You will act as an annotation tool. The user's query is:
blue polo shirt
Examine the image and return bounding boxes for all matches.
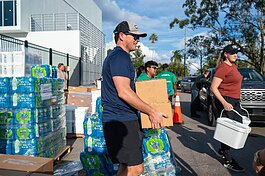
[101,46,138,122]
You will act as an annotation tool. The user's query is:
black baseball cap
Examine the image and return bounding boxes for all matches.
[223,44,240,54]
[113,21,147,37]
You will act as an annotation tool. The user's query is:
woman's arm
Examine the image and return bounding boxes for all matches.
[210,76,233,111]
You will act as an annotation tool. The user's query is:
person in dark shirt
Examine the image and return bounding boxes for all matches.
[136,65,145,78]
[101,21,167,176]
[190,70,210,118]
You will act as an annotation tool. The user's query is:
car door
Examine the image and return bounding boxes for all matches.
[199,69,213,107]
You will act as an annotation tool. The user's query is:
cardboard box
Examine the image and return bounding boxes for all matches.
[0,154,53,175]
[68,86,97,92]
[135,79,168,103]
[66,92,92,107]
[66,90,101,113]
[140,102,173,128]
[135,79,173,128]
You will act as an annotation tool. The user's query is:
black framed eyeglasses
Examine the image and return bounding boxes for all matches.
[124,33,140,40]
[150,66,158,70]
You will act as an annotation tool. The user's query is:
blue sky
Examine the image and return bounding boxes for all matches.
[94,0,207,73]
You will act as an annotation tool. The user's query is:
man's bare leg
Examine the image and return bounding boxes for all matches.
[117,163,144,176]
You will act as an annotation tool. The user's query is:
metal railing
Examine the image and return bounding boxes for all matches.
[30,12,105,85]
[0,34,102,86]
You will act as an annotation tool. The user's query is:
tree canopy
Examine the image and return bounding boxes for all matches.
[149,33,158,44]
[170,0,265,74]
[130,45,145,71]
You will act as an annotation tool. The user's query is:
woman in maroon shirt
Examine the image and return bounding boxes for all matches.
[211,44,244,172]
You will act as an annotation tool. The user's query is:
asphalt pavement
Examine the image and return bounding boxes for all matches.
[60,92,265,176]
[168,92,265,176]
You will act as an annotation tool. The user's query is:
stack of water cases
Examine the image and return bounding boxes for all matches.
[0,64,67,158]
[80,97,118,175]
[141,128,181,176]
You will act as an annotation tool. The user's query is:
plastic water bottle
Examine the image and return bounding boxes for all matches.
[86,118,92,136]
[13,93,18,107]
[87,136,93,152]
[14,139,20,153]
[12,77,17,91]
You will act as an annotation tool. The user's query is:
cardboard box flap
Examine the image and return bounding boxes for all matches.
[0,154,53,173]
[68,86,97,92]
[140,102,173,128]
[135,79,168,103]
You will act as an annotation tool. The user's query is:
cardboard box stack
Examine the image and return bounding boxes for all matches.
[0,65,67,158]
[135,79,173,128]
[66,86,101,135]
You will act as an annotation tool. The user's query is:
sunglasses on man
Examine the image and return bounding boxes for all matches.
[150,66,158,70]
[124,33,140,40]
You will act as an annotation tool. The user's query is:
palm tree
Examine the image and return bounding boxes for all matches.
[149,33,158,59]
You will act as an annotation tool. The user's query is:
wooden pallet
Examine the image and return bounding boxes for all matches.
[66,133,85,138]
[54,145,71,161]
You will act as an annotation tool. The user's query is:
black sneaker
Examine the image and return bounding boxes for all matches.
[224,159,245,172]
[217,149,225,159]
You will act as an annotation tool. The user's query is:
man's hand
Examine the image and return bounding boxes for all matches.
[148,109,168,129]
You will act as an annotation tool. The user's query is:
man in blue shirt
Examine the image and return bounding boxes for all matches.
[101,21,167,176]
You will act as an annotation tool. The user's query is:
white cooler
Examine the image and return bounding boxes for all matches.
[213,109,251,149]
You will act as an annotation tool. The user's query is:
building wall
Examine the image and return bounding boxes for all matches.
[64,0,102,30]
[0,0,103,86]
[25,30,80,57]
[0,0,102,33]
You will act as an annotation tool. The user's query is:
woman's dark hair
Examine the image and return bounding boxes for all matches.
[58,63,64,68]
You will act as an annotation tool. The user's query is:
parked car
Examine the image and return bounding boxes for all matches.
[196,67,265,126]
[180,76,197,92]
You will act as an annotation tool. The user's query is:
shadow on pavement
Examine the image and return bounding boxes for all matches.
[170,120,265,175]
[173,152,198,176]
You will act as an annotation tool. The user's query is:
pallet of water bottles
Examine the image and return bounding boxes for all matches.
[0,105,67,157]
[0,77,65,108]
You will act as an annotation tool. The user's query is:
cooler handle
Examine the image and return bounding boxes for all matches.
[219,108,249,119]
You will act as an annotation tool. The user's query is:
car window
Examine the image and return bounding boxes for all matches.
[239,69,264,82]
[191,77,196,82]
[183,77,188,81]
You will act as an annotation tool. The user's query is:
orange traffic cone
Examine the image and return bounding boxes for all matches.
[173,92,183,124]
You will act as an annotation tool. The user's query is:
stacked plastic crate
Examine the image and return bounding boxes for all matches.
[0,51,42,77]
[0,64,67,158]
